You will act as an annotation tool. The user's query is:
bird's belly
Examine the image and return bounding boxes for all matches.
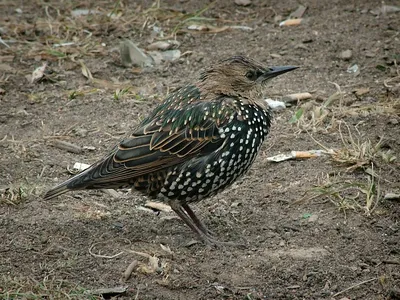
[157,125,268,204]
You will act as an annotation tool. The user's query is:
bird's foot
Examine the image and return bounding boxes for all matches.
[196,233,247,248]
[170,201,246,248]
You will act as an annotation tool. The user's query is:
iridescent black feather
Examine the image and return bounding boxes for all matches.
[44,56,297,244]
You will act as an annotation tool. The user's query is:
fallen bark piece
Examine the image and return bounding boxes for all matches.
[145,201,172,212]
[52,140,82,154]
[282,92,312,103]
[280,18,303,27]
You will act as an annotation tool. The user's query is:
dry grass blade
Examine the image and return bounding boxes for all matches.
[332,278,376,297]
[331,122,393,171]
[300,171,381,214]
[0,184,32,206]
[171,1,216,34]
[89,242,124,259]
[0,276,102,299]
[80,60,93,80]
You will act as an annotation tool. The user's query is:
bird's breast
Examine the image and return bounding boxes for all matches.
[157,103,271,204]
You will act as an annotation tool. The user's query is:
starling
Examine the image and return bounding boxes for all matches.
[44,56,297,244]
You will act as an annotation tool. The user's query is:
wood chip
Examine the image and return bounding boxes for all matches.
[279,19,303,27]
[145,201,172,212]
[384,193,400,201]
[352,87,369,96]
[282,92,312,103]
[52,140,82,154]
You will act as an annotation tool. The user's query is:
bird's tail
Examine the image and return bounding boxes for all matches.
[43,181,71,200]
[43,167,93,200]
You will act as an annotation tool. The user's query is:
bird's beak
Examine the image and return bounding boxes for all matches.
[256,66,298,83]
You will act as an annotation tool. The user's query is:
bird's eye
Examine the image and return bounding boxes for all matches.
[246,70,258,81]
[246,70,264,81]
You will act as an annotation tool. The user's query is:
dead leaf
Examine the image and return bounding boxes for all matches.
[80,60,93,80]
[137,264,155,274]
[148,256,159,270]
[353,87,370,96]
[160,244,173,254]
[31,63,47,83]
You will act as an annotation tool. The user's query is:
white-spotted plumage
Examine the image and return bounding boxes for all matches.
[43,55,297,244]
[158,98,271,203]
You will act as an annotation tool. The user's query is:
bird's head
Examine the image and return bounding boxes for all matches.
[199,56,298,96]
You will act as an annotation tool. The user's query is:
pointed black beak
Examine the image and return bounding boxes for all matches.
[257,66,298,83]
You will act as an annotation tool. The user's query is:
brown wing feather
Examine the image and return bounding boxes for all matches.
[44,96,238,198]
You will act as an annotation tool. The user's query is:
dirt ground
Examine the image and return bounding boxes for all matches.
[0,0,399,299]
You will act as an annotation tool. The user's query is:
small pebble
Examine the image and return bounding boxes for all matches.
[234,0,251,6]
[340,49,353,61]
[365,51,376,58]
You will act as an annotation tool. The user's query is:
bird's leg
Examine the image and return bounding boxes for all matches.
[169,200,212,244]
[181,203,215,237]
[169,201,245,247]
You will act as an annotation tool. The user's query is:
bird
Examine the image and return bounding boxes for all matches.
[44,56,297,245]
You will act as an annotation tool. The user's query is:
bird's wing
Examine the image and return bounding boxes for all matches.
[66,92,238,189]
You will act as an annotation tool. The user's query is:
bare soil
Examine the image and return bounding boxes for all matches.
[0,0,399,299]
